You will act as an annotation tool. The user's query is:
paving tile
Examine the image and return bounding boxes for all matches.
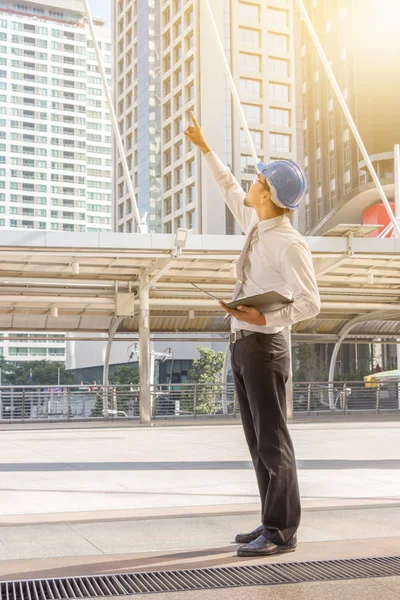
[162,578,400,599]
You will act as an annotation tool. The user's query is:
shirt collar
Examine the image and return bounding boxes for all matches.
[257,214,289,232]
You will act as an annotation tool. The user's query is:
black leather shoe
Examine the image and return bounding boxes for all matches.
[237,533,297,557]
[234,524,264,544]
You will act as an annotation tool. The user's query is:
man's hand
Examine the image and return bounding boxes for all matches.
[219,302,266,327]
[184,112,211,154]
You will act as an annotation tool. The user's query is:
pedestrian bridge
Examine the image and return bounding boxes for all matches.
[1,228,400,342]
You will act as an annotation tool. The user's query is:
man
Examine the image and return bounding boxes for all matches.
[184,113,320,557]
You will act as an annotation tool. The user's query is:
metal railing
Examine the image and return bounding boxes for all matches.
[0,381,398,422]
[293,381,400,415]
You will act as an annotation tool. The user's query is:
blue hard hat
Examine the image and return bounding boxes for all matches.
[257,160,307,210]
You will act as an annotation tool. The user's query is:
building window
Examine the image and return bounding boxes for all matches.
[186,82,194,101]
[174,43,182,63]
[343,141,350,167]
[242,104,261,123]
[175,215,184,230]
[164,149,171,167]
[164,77,171,95]
[240,155,257,174]
[174,92,182,111]
[164,125,171,143]
[185,32,194,52]
[269,108,290,127]
[175,165,183,185]
[270,133,290,152]
[187,158,194,178]
[174,117,183,136]
[174,19,182,38]
[164,101,171,120]
[329,151,335,175]
[187,210,195,230]
[268,33,289,53]
[240,52,261,72]
[164,220,172,233]
[163,7,170,27]
[185,6,194,27]
[163,53,171,71]
[239,27,260,46]
[269,82,290,101]
[185,56,194,78]
[175,190,183,210]
[163,30,171,50]
[268,8,288,28]
[240,129,262,149]
[187,184,195,204]
[164,172,172,191]
[174,67,182,86]
[240,78,261,96]
[358,170,367,186]
[239,2,260,21]
[164,197,172,215]
[174,141,182,160]
[268,58,289,76]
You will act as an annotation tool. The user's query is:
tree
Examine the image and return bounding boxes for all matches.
[110,363,139,385]
[90,363,139,417]
[0,359,74,386]
[293,345,327,382]
[188,347,225,414]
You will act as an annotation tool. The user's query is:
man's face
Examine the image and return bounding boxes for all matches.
[244,173,270,208]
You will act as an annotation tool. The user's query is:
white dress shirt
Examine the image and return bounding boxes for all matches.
[204,151,321,334]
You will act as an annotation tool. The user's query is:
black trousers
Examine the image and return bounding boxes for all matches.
[230,331,301,545]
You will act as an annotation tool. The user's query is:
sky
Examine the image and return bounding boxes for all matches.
[89,0,111,24]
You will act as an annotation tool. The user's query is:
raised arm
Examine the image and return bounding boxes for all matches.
[184,112,253,232]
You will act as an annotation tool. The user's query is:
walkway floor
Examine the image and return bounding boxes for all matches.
[0,420,398,598]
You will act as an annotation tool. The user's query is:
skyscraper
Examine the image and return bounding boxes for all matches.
[0,0,112,236]
[0,0,112,365]
[114,0,299,235]
[298,0,400,235]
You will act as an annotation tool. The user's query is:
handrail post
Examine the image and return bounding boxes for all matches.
[376,382,381,414]
[151,385,156,419]
[233,390,237,418]
[112,386,117,416]
[343,382,347,414]
[22,389,25,419]
[65,387,71,418]
[193,384,197,419]
[307,383,311,415]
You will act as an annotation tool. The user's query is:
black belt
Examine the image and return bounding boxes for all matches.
[229,329,257,344]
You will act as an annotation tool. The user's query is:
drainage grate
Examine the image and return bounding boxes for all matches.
[2,555,400,599]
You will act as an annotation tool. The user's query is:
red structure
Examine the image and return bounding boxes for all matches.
[362,201,397,237]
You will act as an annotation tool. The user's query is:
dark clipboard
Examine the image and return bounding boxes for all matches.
[187,281,293,313]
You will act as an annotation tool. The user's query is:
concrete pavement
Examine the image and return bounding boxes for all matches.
[0,420,399,598]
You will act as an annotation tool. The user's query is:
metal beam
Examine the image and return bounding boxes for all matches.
[138,275,151,425]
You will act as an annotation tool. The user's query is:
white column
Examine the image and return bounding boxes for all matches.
[221,341,230,415]
[397,345,400,410]
[283,327,293,420]
[139,276,151,425]
[394,145,400,395]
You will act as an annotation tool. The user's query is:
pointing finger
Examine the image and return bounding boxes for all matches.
[190,111,199,128]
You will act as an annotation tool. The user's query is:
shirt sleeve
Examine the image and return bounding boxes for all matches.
[203,151,254,233]
[264,242,321,327]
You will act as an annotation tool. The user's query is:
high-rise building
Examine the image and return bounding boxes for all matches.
[114,0,299,234]
[0,0,113,365]
[298,0,400,235]
[0,0,112,236]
